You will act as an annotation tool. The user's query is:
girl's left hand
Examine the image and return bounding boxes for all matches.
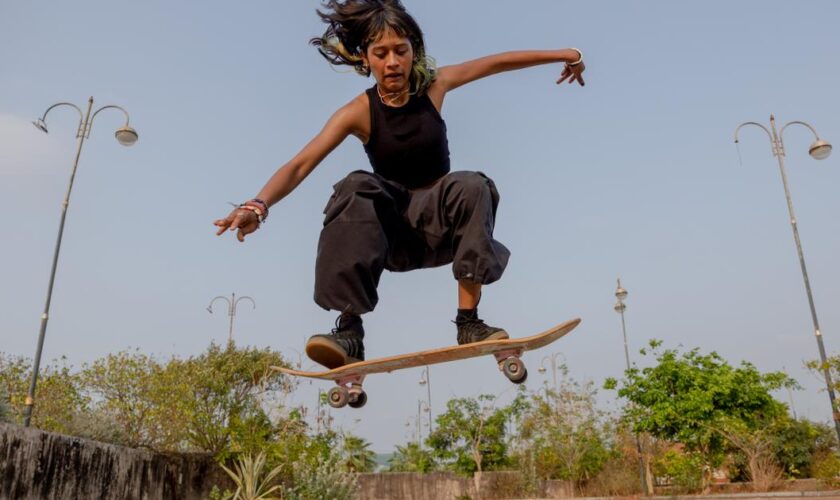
[557,61,585,86]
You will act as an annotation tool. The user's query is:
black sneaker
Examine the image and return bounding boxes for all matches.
[306,313,365,369]
[456,317,509,345]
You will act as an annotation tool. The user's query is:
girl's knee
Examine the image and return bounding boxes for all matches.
[449,171,492,197]
[340,170,381,192]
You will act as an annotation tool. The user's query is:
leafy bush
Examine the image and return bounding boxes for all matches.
[811,451,840,488]
[388,442,436,472]
[217,452,283,500]
[280,455,358,500]
[654,449,704,494]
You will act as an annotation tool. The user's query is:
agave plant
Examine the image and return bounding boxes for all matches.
[219,452,284,500]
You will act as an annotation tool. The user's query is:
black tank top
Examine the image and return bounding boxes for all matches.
[363,85,451,189]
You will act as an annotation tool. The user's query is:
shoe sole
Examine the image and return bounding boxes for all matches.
[305,337,361,369]
[459,329,510,346]
[486,330,509,341]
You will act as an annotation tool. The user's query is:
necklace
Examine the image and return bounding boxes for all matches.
[376,84,414,107]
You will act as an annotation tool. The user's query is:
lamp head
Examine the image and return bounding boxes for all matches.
[115,126,138,146]
[809,139,832,160]
[33,118,48,134]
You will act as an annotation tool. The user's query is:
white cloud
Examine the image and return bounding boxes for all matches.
[0,113,68,176]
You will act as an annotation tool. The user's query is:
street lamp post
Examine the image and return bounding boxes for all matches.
[23,97,138,427]
[419,366,433,433]
[538,352,566,394]
[614,279,631,369]
[734,115,839,442]
[614,279,648,495]
[207,292,256,342]
[405,415,421,445]
[418,400,430,441]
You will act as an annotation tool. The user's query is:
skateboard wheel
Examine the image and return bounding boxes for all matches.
[502,358,528,384]
[328,387,349,408]
[349,391,368,409]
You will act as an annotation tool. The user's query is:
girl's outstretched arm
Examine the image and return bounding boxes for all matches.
[213,96,367,242]
[434,48,585,94]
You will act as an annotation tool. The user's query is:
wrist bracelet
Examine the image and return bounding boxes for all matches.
[568,47,583,66]
[244,199,269,222]
[249,198,268,212]
[238,204,265,224]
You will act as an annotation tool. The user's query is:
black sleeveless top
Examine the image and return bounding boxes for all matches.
[363,85,451,189]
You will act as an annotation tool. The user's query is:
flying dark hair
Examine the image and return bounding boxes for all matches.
[310,0,436,95]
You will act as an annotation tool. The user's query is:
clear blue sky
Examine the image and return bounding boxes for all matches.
[1,1,839,452]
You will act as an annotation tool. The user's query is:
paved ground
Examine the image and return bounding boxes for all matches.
[512,492,840,500]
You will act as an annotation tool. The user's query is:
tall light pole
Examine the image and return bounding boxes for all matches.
[734,115,838,443]
[207,292,256,342]
[24,98,138,427]
[419,366,433,433]
[614,278,648,495]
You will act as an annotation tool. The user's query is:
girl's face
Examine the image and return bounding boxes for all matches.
[364,29,414,94]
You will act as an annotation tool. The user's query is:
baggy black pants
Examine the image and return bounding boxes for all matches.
[314,170,510,315]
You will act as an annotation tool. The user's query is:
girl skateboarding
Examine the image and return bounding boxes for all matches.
[214,0,586,369]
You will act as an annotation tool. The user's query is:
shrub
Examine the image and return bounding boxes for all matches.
[811,451,840,488]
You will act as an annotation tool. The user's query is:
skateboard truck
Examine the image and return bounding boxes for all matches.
[493,349,528,384]
[327,374,367,409]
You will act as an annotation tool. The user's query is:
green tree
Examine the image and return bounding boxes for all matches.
[0,353,86,432]
[516,375,611,488]
[605,340,795,489]
[388,442,437,472]
[427,393,526,475]
[340,433,378,472]
[80,349,174,448]
[177,342,289,456]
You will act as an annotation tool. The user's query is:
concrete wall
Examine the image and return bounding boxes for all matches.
[356,471,574,500]
[4,422,577,500]
[0,422,229,500]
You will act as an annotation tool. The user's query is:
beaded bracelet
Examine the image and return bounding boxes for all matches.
[244,199,268,220]
[238,204,265,224]
[248,198,268,213]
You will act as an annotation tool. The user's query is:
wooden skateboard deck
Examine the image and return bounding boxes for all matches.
[272,318,580,409]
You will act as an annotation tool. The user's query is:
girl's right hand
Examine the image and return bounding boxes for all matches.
[214,208,260,242]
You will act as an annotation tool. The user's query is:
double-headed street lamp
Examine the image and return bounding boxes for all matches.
[734,115,838,442]
[24,97,138,427]
[207,292,256,343]
[614,279,648,495]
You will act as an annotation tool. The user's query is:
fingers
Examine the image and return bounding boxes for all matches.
[556,69,572,84]
[214,218,231,236]
[573,63,586,86]
[213,208,259,240]
[557,64,586,87]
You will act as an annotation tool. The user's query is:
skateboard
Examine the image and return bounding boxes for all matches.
[272,318,580,409]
